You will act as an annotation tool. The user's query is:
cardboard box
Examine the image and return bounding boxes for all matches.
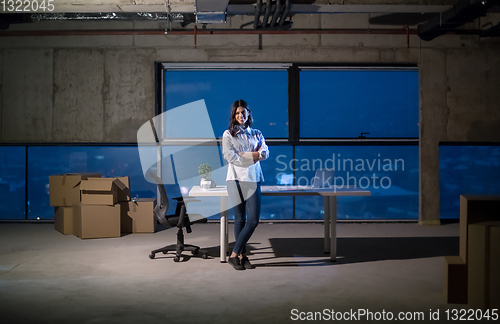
[54,206,74,235]
[491,226,500,309]
[119,201,131,233]
[49,173,101,207]
[447,195,500,304]
[443,256,468,304]
[80,178,127,206]
[468,222,500,310]
[116,176,130,202]
[73,202,121,239]
[122,198,157,233]
[459,195,500,262]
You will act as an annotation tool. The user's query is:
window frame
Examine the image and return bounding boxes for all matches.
[296,64,419,142]
[155,62,420,220]
[157,62,419,146]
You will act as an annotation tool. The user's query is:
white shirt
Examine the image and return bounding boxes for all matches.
[222,126,269,182]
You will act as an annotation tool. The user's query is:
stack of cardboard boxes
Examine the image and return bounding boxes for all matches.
[443,195,500,307]
[468,221,500,310]
[50,173,156,239]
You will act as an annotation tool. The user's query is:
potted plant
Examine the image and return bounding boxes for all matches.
[198,163,216,189]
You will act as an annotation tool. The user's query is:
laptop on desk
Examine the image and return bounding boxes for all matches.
[311,169,335,188]
[275,169,335,190]
[277,173,294,185]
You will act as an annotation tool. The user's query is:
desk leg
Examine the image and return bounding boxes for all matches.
[329,196,337,262]
[323,196,330,254]
[220,196,228,263]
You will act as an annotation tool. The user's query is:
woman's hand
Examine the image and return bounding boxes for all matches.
[238,152,259,164]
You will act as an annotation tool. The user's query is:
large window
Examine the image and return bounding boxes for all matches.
[300,69,419,138]
[439,144,500,219]
[28,146,156,220]
[293,145,418,220]
[158,64,419,221]
[164,66,289,139]
[0,146,26,220]
[0,145,156,221]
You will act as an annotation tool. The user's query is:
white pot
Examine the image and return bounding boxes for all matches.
[200,178,211,190]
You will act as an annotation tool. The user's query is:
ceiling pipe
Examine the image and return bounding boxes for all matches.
[0,28,422,37]
[253,0,263,29]
[3,27,490,43]
[194,24,197,46]
[253,0,291,29]
[270,0,283,28]
[279,0,292,27]
[261,0,273,28]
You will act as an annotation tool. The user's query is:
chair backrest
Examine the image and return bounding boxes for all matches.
[149,173,170,226]
[311,169,335,188]
[148,172,192,230]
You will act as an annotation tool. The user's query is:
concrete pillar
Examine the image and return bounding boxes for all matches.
[419,49,448,225]
[445,49,500,142]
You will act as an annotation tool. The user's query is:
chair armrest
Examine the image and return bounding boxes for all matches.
[183,199,201,205]
[172,196,196,200]
[192,218,208,224]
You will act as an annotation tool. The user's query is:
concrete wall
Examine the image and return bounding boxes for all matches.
[1,15,499,223]
[418,46,500,224]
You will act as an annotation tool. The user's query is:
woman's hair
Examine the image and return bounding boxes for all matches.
[228,99,253,137]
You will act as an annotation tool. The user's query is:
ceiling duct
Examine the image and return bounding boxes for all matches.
[417,0,500,41]
[29,12,182,21]
[195,0,229,24]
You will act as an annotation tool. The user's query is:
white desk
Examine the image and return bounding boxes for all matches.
[188,185,371,262]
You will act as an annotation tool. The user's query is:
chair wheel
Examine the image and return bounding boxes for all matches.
[192,249,199,255]
[149,253,155,259]
[173,256,180,262]
[202,253,208,259]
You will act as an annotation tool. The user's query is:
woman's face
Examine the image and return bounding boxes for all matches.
[235,106,249,125]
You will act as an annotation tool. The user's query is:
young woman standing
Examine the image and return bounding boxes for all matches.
[222,99,269,270]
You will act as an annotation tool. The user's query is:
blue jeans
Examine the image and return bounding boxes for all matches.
[227,180,261,255]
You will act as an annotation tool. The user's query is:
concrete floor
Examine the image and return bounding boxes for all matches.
[0,222,471,324]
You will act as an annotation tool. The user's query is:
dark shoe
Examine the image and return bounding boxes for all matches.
[241,256,255,269]
[228,257,245,270]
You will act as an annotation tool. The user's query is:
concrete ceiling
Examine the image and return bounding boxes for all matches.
[2,0,498,38]
[1,0,458,14]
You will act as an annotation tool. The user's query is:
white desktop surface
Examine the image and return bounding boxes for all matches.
[189,185,371,262]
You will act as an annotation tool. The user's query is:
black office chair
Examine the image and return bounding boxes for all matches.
[148,173,208,262]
